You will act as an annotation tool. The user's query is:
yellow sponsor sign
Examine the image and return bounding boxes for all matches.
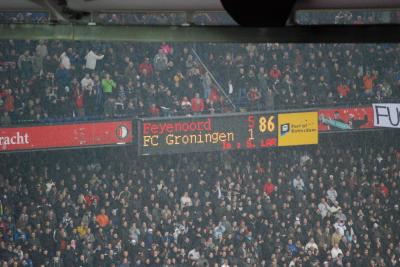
[278,112,318,146]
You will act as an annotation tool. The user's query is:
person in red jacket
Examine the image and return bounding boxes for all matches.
[379,182,389,198]
[139,57,153,78]
[74,88,85,117]
[0,89,14,112]
[363,70,377,95]
[209,87,219,102]
[263,178,275,197]
[148,103,160,117]
[84,191,100,209]
[191,93,205,115]
[269,64,281,81]
[337,81,350,99]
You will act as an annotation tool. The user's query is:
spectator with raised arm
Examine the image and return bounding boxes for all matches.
[85,49,104,71]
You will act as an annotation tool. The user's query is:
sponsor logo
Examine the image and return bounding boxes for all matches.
[115,125,128,139]
[280,123,290,136]
[278,112,318,146]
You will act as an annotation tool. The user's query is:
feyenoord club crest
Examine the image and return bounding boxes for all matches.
[115,125,128,140]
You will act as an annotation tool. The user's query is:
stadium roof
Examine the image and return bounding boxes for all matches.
[0,0,399,24]
[1,0,398,12]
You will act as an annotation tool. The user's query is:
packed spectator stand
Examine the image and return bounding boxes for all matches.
[296,9,400,25]
[1,11,400,267]
[0,40,399,126]
[0,131,399,266]
[95,12,237,26]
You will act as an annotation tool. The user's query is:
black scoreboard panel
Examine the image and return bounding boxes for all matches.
[138,112,278,155]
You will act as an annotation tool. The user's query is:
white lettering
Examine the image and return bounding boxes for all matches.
[0,131,29,146]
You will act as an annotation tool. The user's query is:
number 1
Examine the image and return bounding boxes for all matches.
[248,128,254,140]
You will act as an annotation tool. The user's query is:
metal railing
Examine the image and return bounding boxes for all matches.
[2,97,399,127]
[191,47,237,110]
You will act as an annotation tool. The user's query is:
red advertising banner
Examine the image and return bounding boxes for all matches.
[0,120,132,152]
[318,106,374,132]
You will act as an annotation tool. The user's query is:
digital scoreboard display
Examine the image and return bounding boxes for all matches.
[138,111,318,155]
[138,113,277,155]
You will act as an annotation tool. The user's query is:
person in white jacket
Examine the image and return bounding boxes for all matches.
[188,248,200,261]
[85,50,104,70]
[60,52,71,70]
[180,192,192,208]
[81,74,94,91]
[333,219,347,236]
[326,185,338,205]
[318,197,341,219]
[331,243,343,260]
[305,238,319,253]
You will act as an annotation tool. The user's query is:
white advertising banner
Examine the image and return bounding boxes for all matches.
[373,103,400,128]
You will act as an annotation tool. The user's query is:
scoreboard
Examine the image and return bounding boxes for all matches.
[138,111,318,155]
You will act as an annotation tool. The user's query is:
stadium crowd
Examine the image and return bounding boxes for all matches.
[96,12,236,26]
[0,40,399,125]
[0,11,236,26]
[295,10,400,25]
[0,12,49,24]
[2,10,400,26]
[0,131,399,266]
